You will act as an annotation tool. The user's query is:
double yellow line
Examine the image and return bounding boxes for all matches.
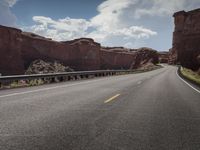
[104,94,120,103]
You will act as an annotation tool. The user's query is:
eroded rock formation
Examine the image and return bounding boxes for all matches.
[0,25,159,75]
[100,47,158,70]
[0,25,100,75]
[130,48,158,69]
[168,48,177,65]
[158,51,169,63]
[172,8,200,70]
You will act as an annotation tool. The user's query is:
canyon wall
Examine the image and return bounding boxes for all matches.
[100,47,136,70]
[158,52,169,63]
[168,48,177,65]
[0,25,159,75]
[172,9,200,70]
[0,25,101,75]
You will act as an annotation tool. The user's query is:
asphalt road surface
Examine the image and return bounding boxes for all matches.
[0,65,200,150]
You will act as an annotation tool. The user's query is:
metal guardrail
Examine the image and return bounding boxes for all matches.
[0,67,158,89]
[0,70,136,86]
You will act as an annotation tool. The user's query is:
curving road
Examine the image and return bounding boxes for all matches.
[0,65,200,150]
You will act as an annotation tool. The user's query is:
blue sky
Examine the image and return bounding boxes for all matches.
[1,0,200,51]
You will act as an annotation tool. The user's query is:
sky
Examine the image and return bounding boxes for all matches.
[1,0,200,51]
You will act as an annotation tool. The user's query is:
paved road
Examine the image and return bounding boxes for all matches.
[0,65,200,150]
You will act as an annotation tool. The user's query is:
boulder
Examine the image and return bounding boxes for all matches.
[25,59,73,74]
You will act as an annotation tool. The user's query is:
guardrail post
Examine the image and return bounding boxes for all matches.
[80,75,84,79]
[85,75,89,78]
[67,76,71,81]
[74,75,77,80]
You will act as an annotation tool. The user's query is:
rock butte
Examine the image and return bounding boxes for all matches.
[0,25,158,75]
[172,8,200,71]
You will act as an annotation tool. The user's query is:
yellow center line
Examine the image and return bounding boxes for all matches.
[104,94,121,103]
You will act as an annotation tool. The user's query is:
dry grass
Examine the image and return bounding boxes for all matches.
[181,67,200,85]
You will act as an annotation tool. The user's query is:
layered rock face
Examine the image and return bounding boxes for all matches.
[130,48,159,69]
[0,25,100,75]
[100,47,158,70]
[0,25,159,75]
[172,9,200,70]
[168,48,177,65]
[158,51,169,63]
[100,47,136,70]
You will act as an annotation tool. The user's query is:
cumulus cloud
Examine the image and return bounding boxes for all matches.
[91,0,134,30]
[26,0,157,46]
[0,0,18,26]
[86,26,157,42]
[124,0,200,19]
[24,0,200,49]
[3,0,18,7]
[26,16,91,41]
[26,15,157,45]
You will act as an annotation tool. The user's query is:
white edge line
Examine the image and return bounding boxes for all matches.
[0,78,105,98]
[176,69,200,94]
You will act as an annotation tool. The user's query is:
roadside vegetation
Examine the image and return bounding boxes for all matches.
[181,67,200,85]
[1,79,44,89]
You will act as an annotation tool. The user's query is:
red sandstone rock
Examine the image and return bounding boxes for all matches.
[130,48,159,69]
[172,9,200,70]
[0,25,100,75]
[0,25,159,75]
[168,48,177,65]
[100,48,136,70]
[158,51,169,63]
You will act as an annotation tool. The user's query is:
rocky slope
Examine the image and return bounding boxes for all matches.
[25,59,73,74]
[100,47,158,70]
[131,48,158,69]
[0,25,159,75]
[172,8,200,70]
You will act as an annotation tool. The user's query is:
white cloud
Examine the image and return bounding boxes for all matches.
[91,0,134,30]
[26,15,157,45]
[26,16,91,41]
[113,26,157,38]
[0,0,18,27]
[3,0,18,7]
[86,26,157,42]
[127,0,200,19]
[24,0,200,49]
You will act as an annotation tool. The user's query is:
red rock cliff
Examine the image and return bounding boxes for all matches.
[130,48,159,69]
[0,25,101,75]
[158,51,169,63]
[100,47,136,70]
[0,25,159,75]
[172,9,200,70]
